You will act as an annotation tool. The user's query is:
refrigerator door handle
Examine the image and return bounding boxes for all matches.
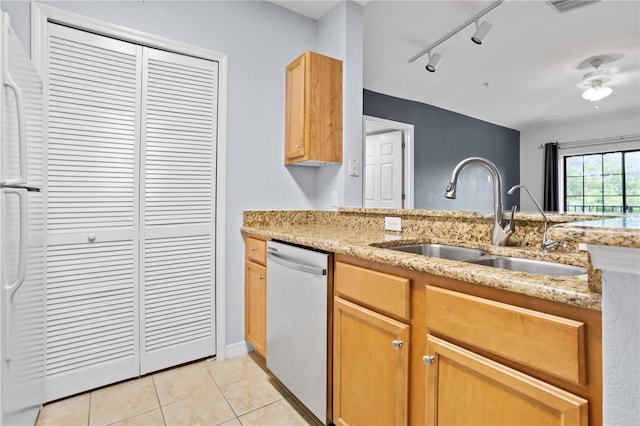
[1,14,28,186]
[2,187,28,361]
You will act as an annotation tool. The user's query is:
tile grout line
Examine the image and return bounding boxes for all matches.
[87,392,91,426]
[204,360,243,425]
[150,375,168,426]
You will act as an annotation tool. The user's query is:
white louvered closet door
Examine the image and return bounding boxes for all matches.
[45,24,141,401]
[140,48,217,374]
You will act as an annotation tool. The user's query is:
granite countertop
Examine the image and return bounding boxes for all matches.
[242,209,607,311]
[549,216,640,248]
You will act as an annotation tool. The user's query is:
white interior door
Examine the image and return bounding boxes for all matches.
[365,131,403,208]
[44,23,141,401]
[43,19,219,401]
[140,47,217,374]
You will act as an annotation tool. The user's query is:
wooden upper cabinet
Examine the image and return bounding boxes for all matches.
[285,50,343,165]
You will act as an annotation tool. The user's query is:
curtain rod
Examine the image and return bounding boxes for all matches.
[538,134,640,150]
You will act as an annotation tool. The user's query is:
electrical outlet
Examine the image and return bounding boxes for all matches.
[385,216,402,231]
[330,190,338,207]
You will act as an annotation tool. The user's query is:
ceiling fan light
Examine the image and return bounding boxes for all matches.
[582,83,613,101]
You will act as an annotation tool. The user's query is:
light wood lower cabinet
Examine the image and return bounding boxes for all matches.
[333,254,601,426]
[333,297,410,426]
[333,261,411,426]
[245,260,266,357]
[244,235,267,357]
[424,285,592,426]
[424,335,588,426]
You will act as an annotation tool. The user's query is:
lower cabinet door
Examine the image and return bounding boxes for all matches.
[245,260,267,357]
[333,297,409,426]
[424,335,588,426]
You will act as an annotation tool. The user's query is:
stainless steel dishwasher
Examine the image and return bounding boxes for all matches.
[266,240,330,424]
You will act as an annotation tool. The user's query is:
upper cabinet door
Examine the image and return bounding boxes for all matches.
[284,50,342,166]
[285,53,306,161]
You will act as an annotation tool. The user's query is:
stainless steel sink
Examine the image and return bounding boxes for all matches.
[464,255,587,276]
[385,243,488,261]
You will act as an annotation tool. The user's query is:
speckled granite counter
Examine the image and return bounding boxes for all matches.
[549,215,640,248]
[242,209,607,311]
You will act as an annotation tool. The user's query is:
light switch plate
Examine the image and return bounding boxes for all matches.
[385,216,401,231]
[349,159,359,177]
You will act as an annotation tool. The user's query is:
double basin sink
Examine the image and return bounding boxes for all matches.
[384,243,586,276]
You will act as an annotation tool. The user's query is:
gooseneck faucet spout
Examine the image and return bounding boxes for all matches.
[445,157,514,246]
[507,184,558,252]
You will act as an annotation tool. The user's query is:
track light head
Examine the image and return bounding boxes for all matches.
[426,52,441,72]
[471,21,492,45]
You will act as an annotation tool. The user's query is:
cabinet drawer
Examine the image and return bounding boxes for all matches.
[335,262,410,321]
[425,286,586,385]
[245,236,266,265]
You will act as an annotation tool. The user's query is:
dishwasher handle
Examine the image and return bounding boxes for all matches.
[267,251,327,276]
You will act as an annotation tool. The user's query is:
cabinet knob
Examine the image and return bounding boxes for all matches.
[296,144,302,150]
[88,233,96,242]
[258,275,265,281]
[250,247,257,252]
[422,355,435,366]
[391,340,403,350]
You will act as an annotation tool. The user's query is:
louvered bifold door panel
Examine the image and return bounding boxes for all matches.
[45,23,140,401]
[140,47,217,374]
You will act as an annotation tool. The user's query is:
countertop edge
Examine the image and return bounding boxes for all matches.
[242,225,602,311]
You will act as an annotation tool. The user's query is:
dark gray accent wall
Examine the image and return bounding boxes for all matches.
[364,89,521,212]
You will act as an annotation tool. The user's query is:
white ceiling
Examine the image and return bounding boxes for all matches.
[270,0,640,131]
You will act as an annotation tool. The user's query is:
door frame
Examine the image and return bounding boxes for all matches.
[363,116,414,209]
[30,2,229,363]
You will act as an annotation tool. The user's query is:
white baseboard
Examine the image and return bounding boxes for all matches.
[223,340,251,360]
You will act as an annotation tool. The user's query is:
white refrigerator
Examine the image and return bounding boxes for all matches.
[0,11,45,426]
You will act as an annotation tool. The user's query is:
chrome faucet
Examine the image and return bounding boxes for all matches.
[445,157,515,246]
[507,184,558,252]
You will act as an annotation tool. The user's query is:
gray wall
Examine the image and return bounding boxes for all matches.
[0,0,363,350]
[364,89,521,212]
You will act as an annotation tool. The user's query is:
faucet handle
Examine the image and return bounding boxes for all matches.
[507,205,517,233]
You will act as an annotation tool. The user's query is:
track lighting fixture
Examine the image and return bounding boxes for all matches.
[425,52,441,73]
[471,21,492,45]
[408,0,503,71]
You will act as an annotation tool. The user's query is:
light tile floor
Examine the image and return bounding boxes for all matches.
[35,353,319,426]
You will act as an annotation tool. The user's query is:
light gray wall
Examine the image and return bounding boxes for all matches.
[519,109,640,212]
[0,0,363,349]
[315,0,364,209]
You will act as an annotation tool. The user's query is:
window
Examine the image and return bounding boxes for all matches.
[564,150,640,213]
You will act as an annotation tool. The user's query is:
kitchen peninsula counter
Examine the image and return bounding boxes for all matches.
[240,208,624,311]
[548,215,640,248]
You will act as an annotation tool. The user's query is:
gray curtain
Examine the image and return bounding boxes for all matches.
[543,142,559,211]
